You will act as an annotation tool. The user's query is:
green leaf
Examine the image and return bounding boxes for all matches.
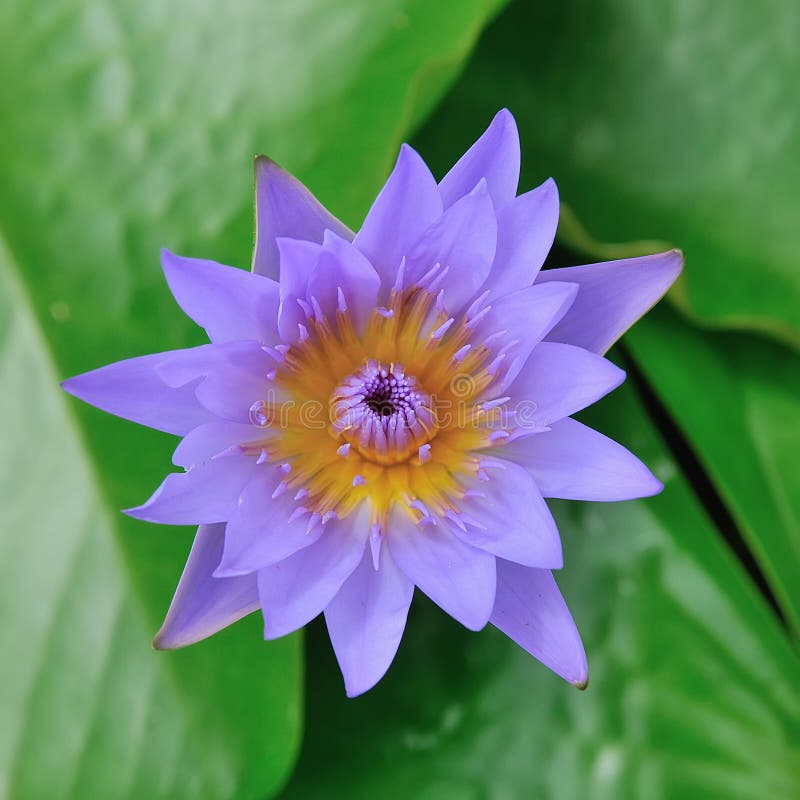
[280,383,800,800]
[0,236,302,799]
[0,0,504,796]
[414,0,800,347]
[627,306,800,636]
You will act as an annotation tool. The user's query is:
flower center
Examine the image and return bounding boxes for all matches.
[257,284,502,525]
[330,360,437,465]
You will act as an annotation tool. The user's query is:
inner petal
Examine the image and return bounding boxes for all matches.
[330,360,438,465]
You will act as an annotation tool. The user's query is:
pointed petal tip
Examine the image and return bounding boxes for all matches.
[392,142,434,181]
[396,141,418,161]
[159,247,182,283]
[628,461,665,499]
[60,375,79,396]
[663,248,685,274]
[461,613,492,633]
[60,371,109,403]
[254,154,309,192]
[645,475,665,497]
[563,280,580,303]
[343,676,379,699]
[646,249,684,290]
[152,625,196,651]
[211,548,260,579]
[572,673,589,691]
[211,564,245,579]
[469,176,491,197]
[570,653,590,689]
[610,364,628,391]
[253,153,278,173]
[536,176,559,201]
[151,629,172,651]
[493,106,518,131]
[159,247,185,276]
[122,505,148,521]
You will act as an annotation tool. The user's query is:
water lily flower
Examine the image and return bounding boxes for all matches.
[62,109,682,697]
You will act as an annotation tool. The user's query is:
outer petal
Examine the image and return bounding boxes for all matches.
[61,351,216,436]
[253,156,352,280]
[439,108,520,210]
[153,523,260,650]
[353,144,443,294]
[506,342,625,430]
[309,231,381,333]
[500,417,663,501]
[474,281,578,391]
[276,237,323,342]
[486,178,559,297]
[536,250,683,354]
[125,455,257,525]
[214,469,324,576]
[155,342,278,423]
[172,420,265,468]
[387,510,496,631]
[452,459,562,568]
[258,509,369,639]
[161,250,280,344]
[405,180,497,313]
[154,341,267,388]
[491,561,588,688]
[324,544,414,698]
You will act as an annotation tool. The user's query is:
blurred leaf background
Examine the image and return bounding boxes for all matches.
[0,0,797,798]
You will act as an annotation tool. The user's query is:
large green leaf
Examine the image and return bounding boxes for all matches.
[0,236,301,799]
[627,307,800,636]
[0,0,504,796]
[415,0,800,346]
[281,384,800,799]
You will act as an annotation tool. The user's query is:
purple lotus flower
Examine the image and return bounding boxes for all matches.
[63,109,681,696]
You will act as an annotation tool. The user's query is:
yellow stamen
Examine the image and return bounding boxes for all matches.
[256,287,500,521]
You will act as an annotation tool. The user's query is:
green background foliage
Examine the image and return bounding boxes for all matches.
[0,0,797,798]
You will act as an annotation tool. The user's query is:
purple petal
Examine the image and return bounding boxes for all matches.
[276,237,323,342]
[500,417,663,501]
[257,510,369,639]
[324,544,413,697]
[536,250,683,354]
[154,342,264,387]
[277,236,322,300]
[452,458,562,568]
[309,231,381,332]
[439,108,520,210]
[406,180,497,313]
[487,178,559,297]
[253,156,352,280]
[491,561,588,687]
[153,523,260,650]
[387,510,496,631]
[155,342,277,423]
[506,342,625,429]
[472,281,578,391]
[214,469,324,576]
[354,144,443,295]
[61,352,216,436]
[172,421,264,467]
[125,455,257,525]
[161,250,280,344]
